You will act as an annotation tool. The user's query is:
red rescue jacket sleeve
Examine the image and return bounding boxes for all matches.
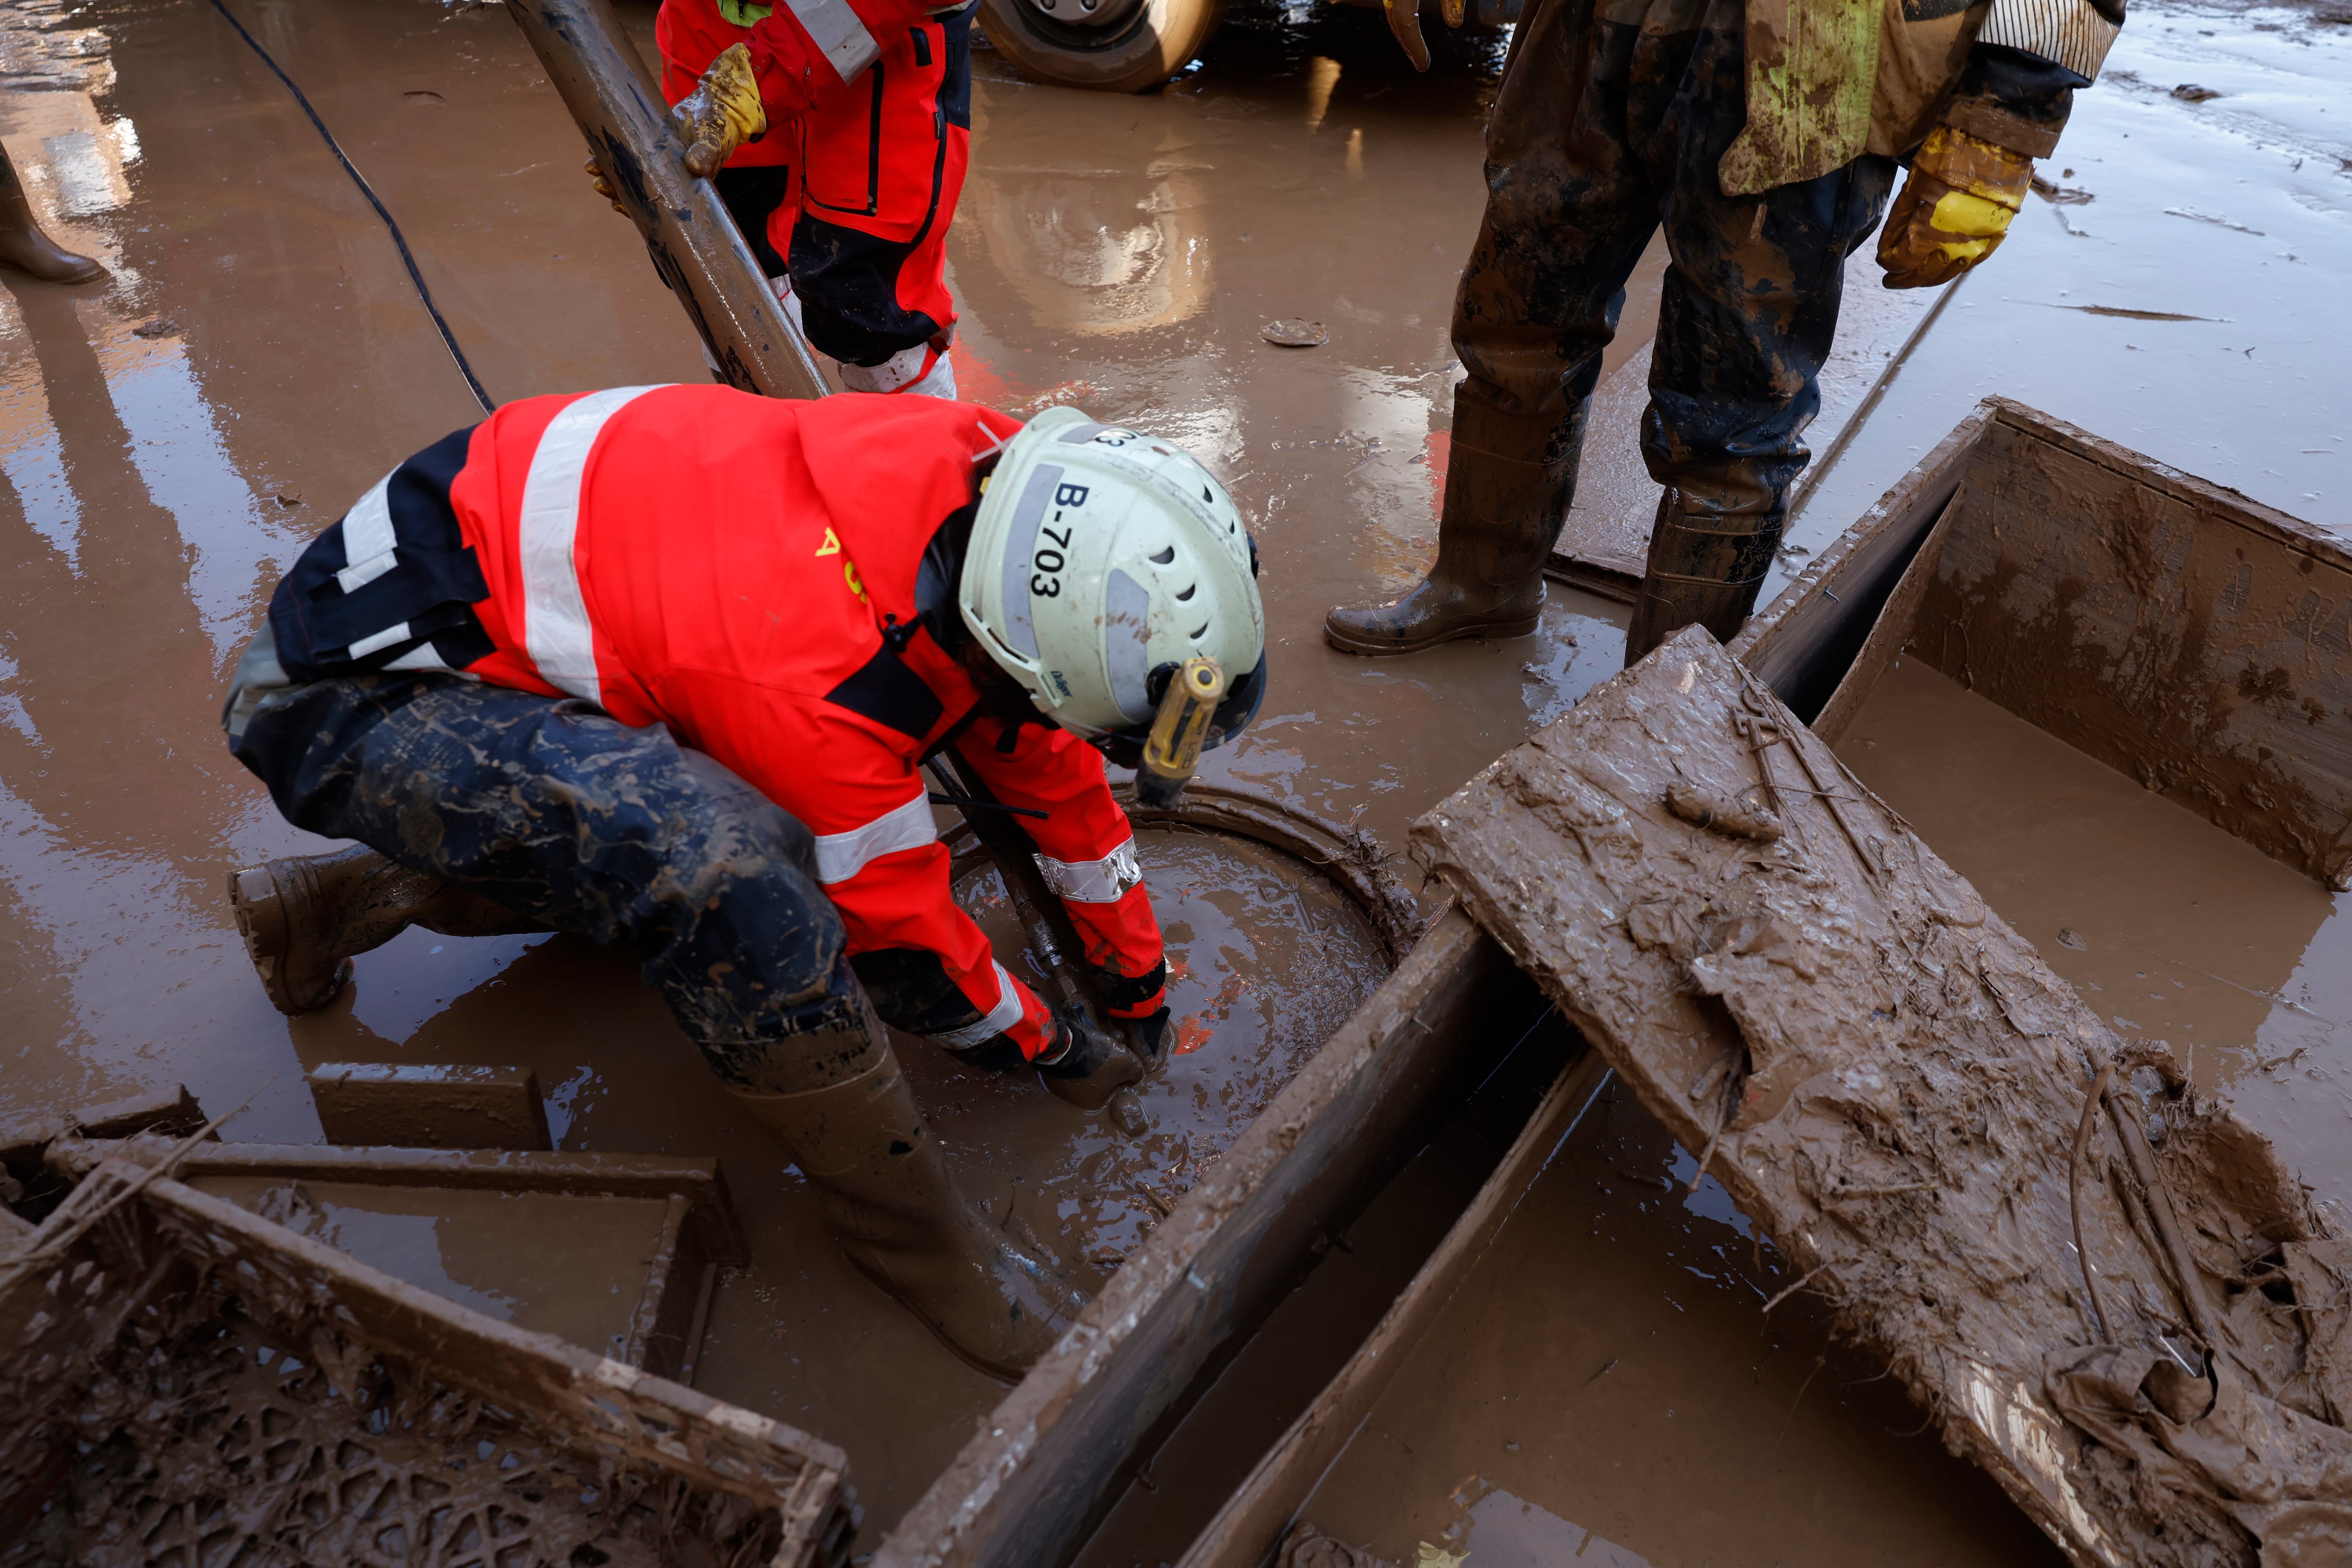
[676,678,1059,1059]
[740,0,949,119]
[951,718,1168,1019]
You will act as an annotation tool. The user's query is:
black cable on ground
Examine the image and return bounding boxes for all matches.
[207,0,496,413]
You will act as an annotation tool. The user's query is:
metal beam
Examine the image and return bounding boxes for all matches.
[503,0,829,400]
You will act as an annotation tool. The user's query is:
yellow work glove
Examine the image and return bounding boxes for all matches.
[1877,125,2033,289]
[671,41,767,181]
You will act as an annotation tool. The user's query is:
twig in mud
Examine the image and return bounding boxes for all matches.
[1776,1348,1830,1448]
[1580,1355,1620,1389]
[1829,1180,1938,1198]
[0,1081,269,1288]
[2071,1062,2118,1344]
[1762,1260,1835,1314]
[1133,1180,1175,1220]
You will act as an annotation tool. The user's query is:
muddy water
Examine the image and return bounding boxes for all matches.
[1284,1084,2064,1568]
[911,828,1394,1273]
[1836,658,2352,1202]
[187,1175,673,1354]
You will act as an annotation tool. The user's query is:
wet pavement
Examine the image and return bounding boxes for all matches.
[0,0,2346,1551]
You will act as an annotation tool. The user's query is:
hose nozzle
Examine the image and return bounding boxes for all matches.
[1136,656,1225,809]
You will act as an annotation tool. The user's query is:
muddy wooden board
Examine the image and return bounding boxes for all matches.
[1408,629,2352,1568]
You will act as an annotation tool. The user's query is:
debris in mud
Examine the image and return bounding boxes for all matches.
[2030,175,2094,205]
[1261,319,1328,348]
[2057,927,2089,950]
[2171,82,2223,101]
[129,317,178,338]
[1413,632,2352,1568]
[1277,1523,1398,1568]
[1,1158,851,1568]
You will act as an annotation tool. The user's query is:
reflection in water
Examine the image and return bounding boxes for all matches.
[962,163,1213,336]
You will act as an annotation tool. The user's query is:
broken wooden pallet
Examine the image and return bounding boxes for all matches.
[1409,628,2352,1568]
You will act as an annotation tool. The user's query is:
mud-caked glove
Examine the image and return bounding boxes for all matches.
[671,41,767,180]
[1036,1005,1146,1111]
[1878,125,2034,289]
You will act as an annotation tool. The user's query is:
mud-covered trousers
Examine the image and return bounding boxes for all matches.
[232,671,881,1096]
[1449,0,1899,626]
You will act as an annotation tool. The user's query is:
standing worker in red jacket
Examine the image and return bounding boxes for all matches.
[220,390,1268,1377]
[636,0,973,397]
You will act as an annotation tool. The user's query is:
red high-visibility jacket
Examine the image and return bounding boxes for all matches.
[445,386,1162,1058]
[712,0,964,122]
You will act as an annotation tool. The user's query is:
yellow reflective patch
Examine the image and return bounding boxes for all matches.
[816,527,842,557]
[1931,189,2015,239]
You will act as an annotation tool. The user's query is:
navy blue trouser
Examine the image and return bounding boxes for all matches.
[232,672,875,1093]
[1451,0,1899,523]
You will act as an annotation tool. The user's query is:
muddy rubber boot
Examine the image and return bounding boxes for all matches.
[729,1036,1084,1381]
[1623,486,1788,667]
[1324,397,1587,656]
[1036,1009,1146,1110]
[228,845,544,1014]
[0,146,103,285]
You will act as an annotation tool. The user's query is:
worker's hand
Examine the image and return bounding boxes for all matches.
[583,156,626,214]
[670,41,767,180]
[1037,1007,1146,1111]
[1877,125,2033,290]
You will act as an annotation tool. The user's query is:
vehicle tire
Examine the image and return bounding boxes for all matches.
[976,0,1225,92]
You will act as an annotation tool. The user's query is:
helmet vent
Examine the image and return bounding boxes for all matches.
[1201,485,1213,503]
[1190,621,1210,640]
[1175,584,1196,601]
[1150,546,1176,565]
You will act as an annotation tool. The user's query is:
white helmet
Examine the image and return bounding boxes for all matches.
[961,407,1266,763]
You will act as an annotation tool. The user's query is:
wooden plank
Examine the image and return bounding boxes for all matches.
[1408,628,2346,1568]
[1805,490,1960,748]
[1907,400,2352,889]
[1176,1046,1614,1568]
[874,908,1548,1568]
[49,1138,747,1265]
[309,1062,553,1151]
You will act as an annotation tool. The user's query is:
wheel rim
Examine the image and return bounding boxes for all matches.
[1004,0,1150,44]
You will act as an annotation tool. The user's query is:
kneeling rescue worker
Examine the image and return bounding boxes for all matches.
[219,388,1268,1378]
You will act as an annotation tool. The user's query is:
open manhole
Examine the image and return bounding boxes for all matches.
[906,784,1418,1276]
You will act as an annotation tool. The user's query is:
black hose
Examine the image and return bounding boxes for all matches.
[207,0,496,414]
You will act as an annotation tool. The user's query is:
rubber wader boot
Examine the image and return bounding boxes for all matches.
[229,845,547,1015]
[727,1035,1083,1381]
[1622,486,1788,667]
[1037,1011,1146,1110]
[1324,397,1588,656]
[0,146,104,285]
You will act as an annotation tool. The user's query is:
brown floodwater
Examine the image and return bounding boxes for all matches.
[1287,1084,2068,1568]
[1836,658,2352,1207]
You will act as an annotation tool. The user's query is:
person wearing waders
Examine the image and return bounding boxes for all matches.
[1324,0,2123,664]
[603,0,972,397]
[217,389,1269,1378]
